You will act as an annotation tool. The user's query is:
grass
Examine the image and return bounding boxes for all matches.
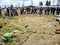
[0,9,60,45]
[0,15,2,18]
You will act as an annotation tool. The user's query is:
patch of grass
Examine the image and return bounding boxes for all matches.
[9,26,15,30]
[21,32,25,34]
[27,29,33,32]
[2,32,17,43]
[2,33,13,43]
[9,26,14,28]
[14,27,21,30]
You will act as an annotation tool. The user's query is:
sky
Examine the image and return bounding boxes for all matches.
[0,0,58,8]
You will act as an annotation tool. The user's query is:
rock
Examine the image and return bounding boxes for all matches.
[25,35,29,39]
[55,31,60,34]
[49,33,54,35]
[56,29,60,31]
[15,39,20,42]
[54,25,57,27]
[43,32,45,34]
[55,29,60,34]
[24,34,29,39]
[25,25,29,28]
[0,25,2,28]
[56,18,60,22]
[33,30,37,33]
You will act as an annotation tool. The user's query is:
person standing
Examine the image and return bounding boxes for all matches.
[39,7,43,16]
[51,7,56,15]
[47,7,51,15]
[0,7,2,17]
[56,7,60,15]
[44,7,47,15]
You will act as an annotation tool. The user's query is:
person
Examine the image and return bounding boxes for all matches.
[51,7,56,15]
[4,7,9,16]
[26,7,30,14]
[11,8,18,16]
[31,7,35,14]
[20,8,23,14]
[24,8,26,14]
[20,7,25,14]
[36,8,39,14]
[35,8,37,14]
[56,7,60,15]
[47,7,51,15]
[44,7,47,15]
[0,7,2,17]
[4,7,10,18]
[39,7,43,16]
[9,5,14,17]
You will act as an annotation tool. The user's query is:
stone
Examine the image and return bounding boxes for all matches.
[54,25,57,27]
[15,39,20,42]
[56,18,60,22]
[56,29,60,31]
[49,33,54,35]
[25,25,29,28]
[0,25,2,28]
[33,30,37,33]
[55,29,60,34]
[55,31,60,34]
[43,32,45,34]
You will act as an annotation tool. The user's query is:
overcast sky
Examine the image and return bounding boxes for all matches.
[0,0,58,7]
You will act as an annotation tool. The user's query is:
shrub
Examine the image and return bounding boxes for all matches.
[2,32,17,43]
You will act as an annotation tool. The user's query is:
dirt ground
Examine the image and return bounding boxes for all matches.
[0,9,60,45]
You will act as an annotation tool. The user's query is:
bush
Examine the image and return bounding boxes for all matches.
[2,33,13,42]
[2,33,17,43]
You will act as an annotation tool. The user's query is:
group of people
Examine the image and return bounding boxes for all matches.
[4,5,18,17]
[0,5,18,18]
[0,6,60,18]
[20,7,60,16]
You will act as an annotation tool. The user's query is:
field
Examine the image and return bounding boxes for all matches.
[0,9,60,45]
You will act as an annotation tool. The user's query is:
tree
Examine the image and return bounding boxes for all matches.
[39,2,43,6]
[46,0,49,6]
[10,5,13,9]
[45,0,51,6]
[49,1,51,6]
